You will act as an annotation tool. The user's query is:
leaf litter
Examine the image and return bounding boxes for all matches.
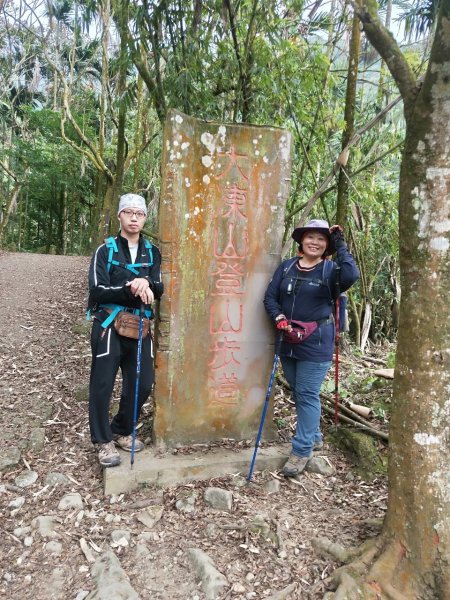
[0,251,388,599]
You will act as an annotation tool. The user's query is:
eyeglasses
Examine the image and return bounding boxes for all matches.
[121,209,146,219]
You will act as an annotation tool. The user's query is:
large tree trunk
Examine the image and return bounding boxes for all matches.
[322,2,450,597]
[0,182,21,244]
[384,16,450,593]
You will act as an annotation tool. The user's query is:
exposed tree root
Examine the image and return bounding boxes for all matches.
[311,534,418,600]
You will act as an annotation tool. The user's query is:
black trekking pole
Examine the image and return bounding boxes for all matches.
[247,331,283,483]
[131,303,145,469]
[334,267,341,427]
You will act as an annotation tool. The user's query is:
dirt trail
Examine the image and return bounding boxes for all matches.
[0,251,386,600]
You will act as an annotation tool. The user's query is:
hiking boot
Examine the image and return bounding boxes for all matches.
[313,440,324,451]
[281,452,312,477]
[96,441,121,468]
[113,434,144,453]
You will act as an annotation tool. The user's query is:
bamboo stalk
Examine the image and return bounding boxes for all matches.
[322,402,389,441]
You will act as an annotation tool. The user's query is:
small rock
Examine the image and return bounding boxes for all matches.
[204,523,220,540]
[24,575,32,584]
[134,543,150,559]
[14,470,38,488]
[44,472,71,488]
[232,475,247,488]
[8,496,25,517]
[0,447,21,473]
[111,529,131,544]
[245,572,255,582]
[29,428,46,452]
[305,457,334,476]
[31,515,59,538]
[232,582,246,593]
[23,536,33,547]
[75,592,90,600]
[14,526,32,538]
[86,550,139,600]
[136,505,163,529]
[45,541,63,555]
[109,494,123,504]
[58,492,84,510]
[204,487,233,511]
[263,479,281,493]
[3,572,13,582]
[0,484,7,494]
[9,497,25,509]
[112,515,121,523]
[175,491,197,513]
[187,548,229,600]
[104,513,114,523]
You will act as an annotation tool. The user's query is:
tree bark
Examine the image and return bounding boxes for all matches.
[335,12,361,229]
[327,2,450,597]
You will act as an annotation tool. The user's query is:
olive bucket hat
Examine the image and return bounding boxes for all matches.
[291,219,335,255]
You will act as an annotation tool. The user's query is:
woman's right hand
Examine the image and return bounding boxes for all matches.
[275,316,292,332]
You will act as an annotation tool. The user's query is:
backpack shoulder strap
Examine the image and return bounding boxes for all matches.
[105,236,118,272]
[144,238,153,267]
[282,257,298,277]
[323,259,338,302]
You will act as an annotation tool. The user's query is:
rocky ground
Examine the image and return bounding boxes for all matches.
[0,251,391,600]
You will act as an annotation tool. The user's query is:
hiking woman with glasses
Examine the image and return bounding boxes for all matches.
[263,220,359,477]
[87,194,163,468]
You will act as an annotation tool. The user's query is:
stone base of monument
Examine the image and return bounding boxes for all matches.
[103,443,290,495]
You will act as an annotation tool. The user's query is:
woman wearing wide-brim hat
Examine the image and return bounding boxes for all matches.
[264,219,359,476]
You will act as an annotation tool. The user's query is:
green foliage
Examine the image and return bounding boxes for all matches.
[0,0,431,345]
[386,351,396,368]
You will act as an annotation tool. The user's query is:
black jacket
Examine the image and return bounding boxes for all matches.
[88,234,163,315]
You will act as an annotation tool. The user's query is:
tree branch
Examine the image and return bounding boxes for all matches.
[282,94,403,256]
[0,160,18,182]
[353,0,418,112]
[44,53,114,180]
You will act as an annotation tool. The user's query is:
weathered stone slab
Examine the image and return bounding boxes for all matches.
[103,444,290,496]
[155,110,292,445]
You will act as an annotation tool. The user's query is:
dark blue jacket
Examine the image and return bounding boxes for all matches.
[263,247,359,361]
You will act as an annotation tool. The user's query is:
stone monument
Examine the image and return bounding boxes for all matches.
[154,110,292,446]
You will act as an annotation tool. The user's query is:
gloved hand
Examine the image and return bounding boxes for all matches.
[275,314,292,331]
[330,225,346,250]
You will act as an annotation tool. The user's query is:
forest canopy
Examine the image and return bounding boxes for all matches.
[0,0,432,346]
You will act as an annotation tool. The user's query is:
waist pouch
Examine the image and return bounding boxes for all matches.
[283,320,318,344]
[114,311,151,340]
[282,315,333,344]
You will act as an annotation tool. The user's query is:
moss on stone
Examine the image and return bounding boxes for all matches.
[330,426,387,480]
